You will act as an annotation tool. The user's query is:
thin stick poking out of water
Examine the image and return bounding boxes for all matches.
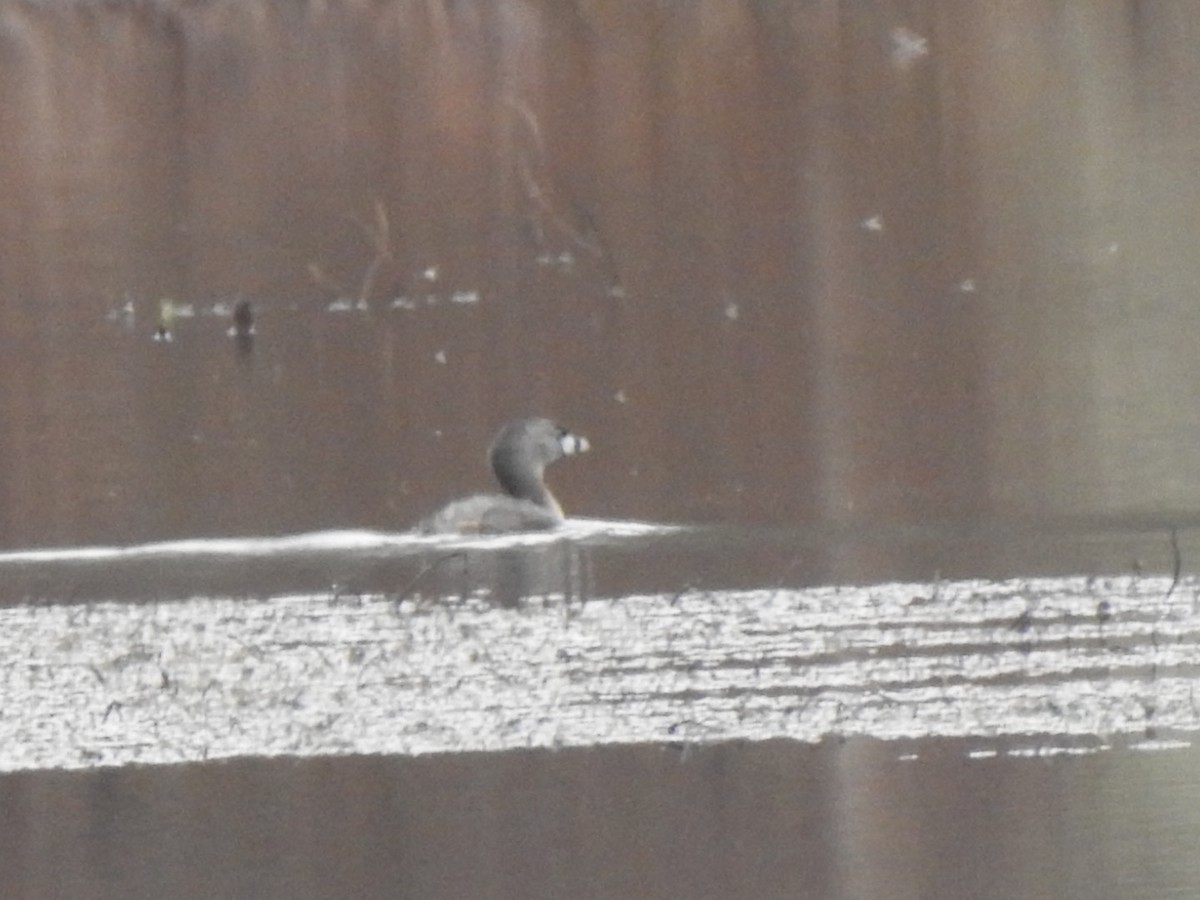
[1168,526,1182,599]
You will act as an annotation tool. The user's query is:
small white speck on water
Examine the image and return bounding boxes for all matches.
[891,27,929,68]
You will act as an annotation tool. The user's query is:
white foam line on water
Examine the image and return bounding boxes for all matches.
[0,531,404,563]
[0,520,679,565]
[0,573,1195,773]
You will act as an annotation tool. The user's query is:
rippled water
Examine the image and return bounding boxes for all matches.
[3,529,1195,773]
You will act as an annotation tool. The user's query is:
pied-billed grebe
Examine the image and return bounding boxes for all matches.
[418,417,589,534]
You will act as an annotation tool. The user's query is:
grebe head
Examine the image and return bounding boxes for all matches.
[489,417,589,510]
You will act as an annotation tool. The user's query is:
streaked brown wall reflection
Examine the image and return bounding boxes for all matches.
[2,1,1200,546]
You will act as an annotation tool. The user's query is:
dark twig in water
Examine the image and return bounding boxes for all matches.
[1009,605,1034,634]
[308,201,394,307]
[391,550,469,610]
[307,261,344,296]
[667,585,694,607]
[354,201,393,305]
[1167,526,1182,599]
[506,95,623,293]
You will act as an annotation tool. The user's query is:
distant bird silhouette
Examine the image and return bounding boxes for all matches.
[229,299,255,355]
[232,300,255,338]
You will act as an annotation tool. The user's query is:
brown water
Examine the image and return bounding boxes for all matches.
[4,741,1200,900]
[3,0,1200,897]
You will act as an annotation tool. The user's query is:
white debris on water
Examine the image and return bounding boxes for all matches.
[1,573,1198,772]
[890,26,930,68]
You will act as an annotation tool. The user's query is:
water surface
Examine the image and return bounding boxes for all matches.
[4,1,1200,897]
